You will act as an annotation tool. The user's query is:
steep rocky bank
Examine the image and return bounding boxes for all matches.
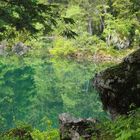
[93,49,140,118]
[59,49,140,139]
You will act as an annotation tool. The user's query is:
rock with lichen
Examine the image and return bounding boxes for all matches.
[12,42,30,56]
[93,49,140,119]
[59,113,99,140]
[0,44,7,55]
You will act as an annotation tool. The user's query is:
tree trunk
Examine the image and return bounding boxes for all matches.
[87,17,93,35]
[99,15,104,33]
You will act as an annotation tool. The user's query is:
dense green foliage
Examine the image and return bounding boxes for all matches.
[49,0,140,58]
[0,0,57,40]
[2,109,140,140]
[0,0,140,139]
[0,0,76,42]
[92,109,140,140]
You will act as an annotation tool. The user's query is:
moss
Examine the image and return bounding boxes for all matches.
[2,126,33,140]
[93,49,140,116]
[100,62,127,82]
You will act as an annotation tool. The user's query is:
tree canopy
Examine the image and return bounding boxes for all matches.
[0,0,76,41]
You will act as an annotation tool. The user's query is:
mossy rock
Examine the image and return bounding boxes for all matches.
[3,126,33,140]
[93,49,140,118]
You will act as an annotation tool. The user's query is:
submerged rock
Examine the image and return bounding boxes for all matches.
[93,49,140,118]
[59,113,99,140]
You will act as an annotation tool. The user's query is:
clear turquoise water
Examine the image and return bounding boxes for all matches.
[0,56,107,131]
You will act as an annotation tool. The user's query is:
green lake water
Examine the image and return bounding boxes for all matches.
[0,55,109,131]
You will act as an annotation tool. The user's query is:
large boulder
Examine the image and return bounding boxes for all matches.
[93,49,140,118]
[59,113,99,140]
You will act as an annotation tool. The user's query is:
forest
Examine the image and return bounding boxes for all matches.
[0,0,140,140]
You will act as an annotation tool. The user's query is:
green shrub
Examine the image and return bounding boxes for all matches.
[93,109,140,140]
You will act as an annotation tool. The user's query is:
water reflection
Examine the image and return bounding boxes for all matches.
[0,56,107,131]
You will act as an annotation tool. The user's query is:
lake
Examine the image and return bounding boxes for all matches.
[0,55,109,131]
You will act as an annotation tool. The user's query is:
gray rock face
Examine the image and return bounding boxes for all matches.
[106,33,130,49]
[93,49,140,118]
[12,42,30,56]
[0,44,7,55]
[59,113,99,140]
